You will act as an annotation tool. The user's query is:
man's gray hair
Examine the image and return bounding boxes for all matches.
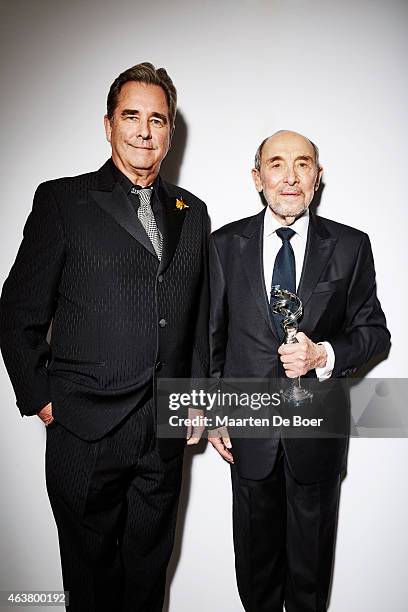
[254,131,321,171]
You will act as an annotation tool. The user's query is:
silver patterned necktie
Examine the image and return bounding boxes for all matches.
[131,187,163,260]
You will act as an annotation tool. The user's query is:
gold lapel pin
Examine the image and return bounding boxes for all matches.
[175,197,189,210]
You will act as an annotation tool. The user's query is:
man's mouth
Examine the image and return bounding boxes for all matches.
[128,144,154,150]
[281,192,301,196]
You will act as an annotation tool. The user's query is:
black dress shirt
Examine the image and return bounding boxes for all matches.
[109,158,164,233]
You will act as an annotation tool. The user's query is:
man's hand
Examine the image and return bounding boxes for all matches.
[278,332,327,377]
[186,408,205,445]
[208,426,233,463]
[37,402,54,426]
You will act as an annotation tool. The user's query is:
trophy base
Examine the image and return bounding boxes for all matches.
[282,385,313,406]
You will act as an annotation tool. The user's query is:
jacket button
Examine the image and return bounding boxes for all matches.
[159,318,167,328]
[157,275,164,283]
[155,361,162,371]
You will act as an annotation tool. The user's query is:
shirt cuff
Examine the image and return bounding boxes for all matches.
[315,341,335,381]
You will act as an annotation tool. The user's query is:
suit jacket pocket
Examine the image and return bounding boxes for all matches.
[47,357,106,389]
[313,279,343,294]
[50,357,106,366]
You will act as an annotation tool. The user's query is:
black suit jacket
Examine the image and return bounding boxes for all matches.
[209,208,390,482]
[0,160,209,455]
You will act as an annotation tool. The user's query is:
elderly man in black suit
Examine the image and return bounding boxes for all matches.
[208,130,390,612]
[0,62,208,612]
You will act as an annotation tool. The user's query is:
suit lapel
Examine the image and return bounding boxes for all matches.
[157,178,187,274]
[239,209,279,340]
[89,161,189,269]
[239,209,337,339]
[297,213,337,309]
[90,183,157,257]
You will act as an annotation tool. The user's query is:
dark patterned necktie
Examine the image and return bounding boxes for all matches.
[271,227,296,340]
[131,187,163,260]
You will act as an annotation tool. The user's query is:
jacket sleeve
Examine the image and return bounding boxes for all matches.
[209,234,229,379]
[330,233,390,377]
[190,205,210,379]
[0,182,66,415]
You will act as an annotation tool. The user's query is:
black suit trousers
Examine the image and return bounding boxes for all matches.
[231,444,340,612]
[45,399,183,612]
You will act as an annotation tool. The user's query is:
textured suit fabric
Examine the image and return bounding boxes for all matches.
[209,208,390,483]
[0,159,209,452]
[46,400,183,612]
[0,159,209,610]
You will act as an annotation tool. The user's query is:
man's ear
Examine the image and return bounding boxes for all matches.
[315,166,323,191]
[104,114,112,143]
[251,168,263,193]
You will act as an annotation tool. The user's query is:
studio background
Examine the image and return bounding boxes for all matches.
[1,0,407,610]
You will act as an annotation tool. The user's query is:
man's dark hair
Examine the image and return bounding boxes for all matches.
[107,62,177,128]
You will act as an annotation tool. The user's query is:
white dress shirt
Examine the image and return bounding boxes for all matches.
[263,207,334,380]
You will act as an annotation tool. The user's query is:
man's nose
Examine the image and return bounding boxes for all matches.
[136,118,151,139]
[283,167,298,185]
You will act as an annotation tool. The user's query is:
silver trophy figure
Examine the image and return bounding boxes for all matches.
[270,286,313,405]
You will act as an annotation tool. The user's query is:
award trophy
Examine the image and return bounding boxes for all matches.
[270,286,313,405]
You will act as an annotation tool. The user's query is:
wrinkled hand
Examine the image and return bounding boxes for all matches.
[208,426,233,463]
[37,402,54,426]
[186,408,206,445]
[278,332,327,377]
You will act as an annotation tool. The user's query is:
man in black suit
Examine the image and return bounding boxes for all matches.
[0,62,208,612]
[208,130,390,611]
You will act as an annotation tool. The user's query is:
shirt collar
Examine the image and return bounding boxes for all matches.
[109,158,158,194]
[264,206,310,238]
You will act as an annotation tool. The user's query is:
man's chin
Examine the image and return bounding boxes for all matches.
[269,203,308,220]
[130,154,154,167]
[127,157,157,172]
